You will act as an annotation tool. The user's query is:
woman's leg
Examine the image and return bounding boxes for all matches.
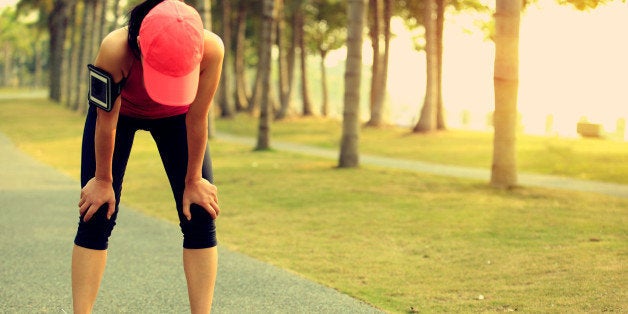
[71,246,108,314]
[150,115,217,312]
[183,247,218,313]
[72,108,136,312]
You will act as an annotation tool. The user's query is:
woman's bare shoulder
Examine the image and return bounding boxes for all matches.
[202,30,225,60]
[94,28,132,80]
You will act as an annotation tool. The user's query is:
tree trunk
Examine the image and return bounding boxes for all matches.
[197,0,211,26]
[234,1,249,111]
[320,49,329,117]
[491,0,521,188]
[256,0,275,150]
[109,0,121,32]
[2,44,13,87]
[295,2,313,116]
[64,1,79,108]
[287,3,297,113]
[339,0,367,168]
[413,0,438,133]
[217,0,234,118]
[367,0,391,127]
[73,0,94,112]
[196,0,215,138]
[367,0,381,126]
[436,0,446,130]
[97,0,107,43]
[275,0,291,120]
[90,0,104,59]
[48,0,74,101]
[248,15,265,117]
[33,37,44,88]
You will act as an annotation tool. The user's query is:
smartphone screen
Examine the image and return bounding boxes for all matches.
[88,66,111,111]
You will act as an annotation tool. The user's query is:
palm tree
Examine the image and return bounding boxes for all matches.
[63,1,78,107]
[304,0,346,117]
[490,0,605,188]
[217,0,234,118]
[365,0,391,127]
[490,0,521,188]
[73,0,96,113]
[275,0,291,119]
[294,0,313,116]
[49,0,76,101]
[338,0,367,168]
[195,0,215,138]
[255,0,275,150]
[413,0,439,133]
[233,0,250,112]
[18,0,76,101]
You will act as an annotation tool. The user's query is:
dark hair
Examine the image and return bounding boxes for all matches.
[127,0,165,59]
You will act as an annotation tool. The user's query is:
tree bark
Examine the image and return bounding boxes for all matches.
[217,0,234,118]
[256,0,275,150]
[436,0,446,130]
[275,0,291,120]
[367,0,381,126]
[295,1,313,116]
[320,49,329,117]
[48,0,74,101]
[97,0,107,43]
[108,0,121,32]
[367,0,392,127]
[234,1,249,111]
[413,0,438,133]
[286,2,297,114]
[73,0,94,113]
[339,0,367,168]
[196,0,215,138]
[2,44,13,87]
[491,0,521,188]
[64,1,78,108]
[33,37,44,88]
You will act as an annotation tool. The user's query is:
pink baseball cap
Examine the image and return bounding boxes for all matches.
[139,0,204,106]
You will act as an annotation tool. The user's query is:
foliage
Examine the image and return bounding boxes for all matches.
[396,0,490,51]
[0,7,48,87]
[16,0,51,30]
[556,0,612,9]
[303,0,347,55]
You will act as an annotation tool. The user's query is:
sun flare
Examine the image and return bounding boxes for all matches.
[383,0,628,140]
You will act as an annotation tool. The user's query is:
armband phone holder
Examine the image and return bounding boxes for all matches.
[87,64,123,112]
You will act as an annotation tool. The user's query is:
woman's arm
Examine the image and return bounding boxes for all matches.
[78,29,130,222]
[181,31,225,221]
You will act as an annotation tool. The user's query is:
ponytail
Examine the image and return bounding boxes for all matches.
[127,0,165,58]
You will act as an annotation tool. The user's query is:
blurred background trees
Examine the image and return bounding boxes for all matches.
[1,0,624,183]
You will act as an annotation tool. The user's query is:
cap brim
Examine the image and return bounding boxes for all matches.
[142,59,200,106]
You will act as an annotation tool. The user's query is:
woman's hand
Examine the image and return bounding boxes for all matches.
[182,178,220,220]
[78,177,116,222]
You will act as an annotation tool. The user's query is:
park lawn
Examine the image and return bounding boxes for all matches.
[0,98,626,313]
[216,113,628,185]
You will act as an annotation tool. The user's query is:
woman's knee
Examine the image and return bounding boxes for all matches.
[179,204,217,249]
[74,204,118,250]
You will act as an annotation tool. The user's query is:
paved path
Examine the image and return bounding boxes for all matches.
[0,133,382,313]
[215,132,628,199]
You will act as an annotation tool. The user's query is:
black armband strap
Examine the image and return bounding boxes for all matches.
[87,64,125,112]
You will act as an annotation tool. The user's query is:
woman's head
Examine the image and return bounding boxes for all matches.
[127,0,164,59]
[128,0,204,106]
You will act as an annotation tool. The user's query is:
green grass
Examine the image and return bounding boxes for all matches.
[216,113,628,184]
[0,97,626,313]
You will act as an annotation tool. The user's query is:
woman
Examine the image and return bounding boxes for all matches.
[72,1,223,313]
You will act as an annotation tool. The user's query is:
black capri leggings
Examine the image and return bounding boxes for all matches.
[74,105,217,250]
